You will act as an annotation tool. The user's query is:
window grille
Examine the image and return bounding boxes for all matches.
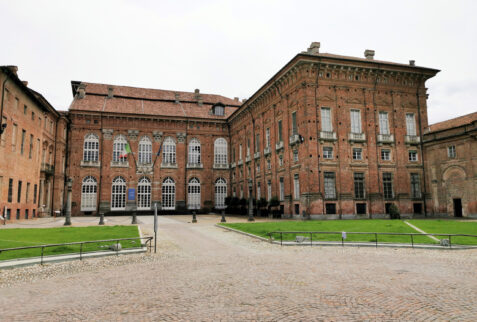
[137,177,151,210]
[214,138,228,164]
[350,110,362,133]
[81,176,97,211]
[111,176,126,210]
[163,137,176,164]
[324,172,336,199]
[138,136,152,164]
[112,135,127,162]
[383,173,394,199]
[162,177,175,210]
[187,177,201,210]
[354,173,365,199]
[215,178,227,209]
[188,138,201,164]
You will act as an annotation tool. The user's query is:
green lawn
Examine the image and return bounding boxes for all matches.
[221,220,435,244]
[220,219,477,245]
[0,226,140,261]
[408,220,477,245]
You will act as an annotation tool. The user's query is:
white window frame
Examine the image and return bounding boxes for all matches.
[188,138,201,165]
[83,133,99,162]
[350,109,362,134]
[214,138,228,165]
[138,136,152,164]
[215,178,227,209]
[81,176,97,211]
[324,172,336,199]
[323,146,333,159]
[111,176,126,210]
[267,180,272,201]
[447,145,456,158]
[381,149,391,161]
[265,128,270,148]
[293,174,300,200]
[379,112,390,135]
[162,177,175,210]
[279,177,284,201]
[406,113,417,136]
[353,148,362,160]
[187,177,201,210]
[163,137,176,164]
[409,150,418,162]
[137,177,151,210]
[113,135,127,162]
[321,107,332,132]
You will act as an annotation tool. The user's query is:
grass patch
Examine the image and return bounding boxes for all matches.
[0,225,140,261]
[220,220,436,244]
[409,220,477,245]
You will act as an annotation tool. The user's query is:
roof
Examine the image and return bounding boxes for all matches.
[427,111,477,133]
[69,82,241,120]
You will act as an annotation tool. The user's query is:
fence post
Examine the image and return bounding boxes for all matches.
[411,234,414,248]
[116,240,119,256]
[41,246,44,265]
[80,243,83,260]
[341,235,344,247]
[375,233,378,248]
[449,235,452,248]
[310,232,313,246]
[280,232,283,246]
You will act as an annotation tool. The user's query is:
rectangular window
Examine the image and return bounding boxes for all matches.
[323,146,333,159]
[356,203,367,215]
[350,109,362,134]
[12,124,17,151]
[321,107,332,132]
[266,159,271,170]
[29,134,33,159]
[37,138,40,160]
[278,155,283,166]
[32,111,35,120]
[232,147,235,162]
[20,129,26,155]
[409,150,418,162]
[381,149,391,161]
[406,113,416,136]
[354,173,365,199]
[379,112,389,135]
[26,183,30,203]
[33,184,37,204]
[17,180,22,203]
[14,97,19,110]
[246,139,250,156]
[255,134,260,152]
[411,173,421,199]
[257,182,261,199]
[8,178,13,202]
[325,203,336,215]
[266,128,270,147]
[293,150,298,162]
[23,105,27,114]
[447,145,456,158]
[383,173,393,199]
[324,172,336,199]
[256,163,260,173]
[239,144,242,160]
[279,177,284,201]
[291,111,297,135]
[293,174,300,200]
[267,180,272,201]
[278,120,283,142]
[352,148,362,160]
[0,116,6,146]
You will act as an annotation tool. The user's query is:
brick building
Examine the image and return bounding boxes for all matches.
[423,112,477,218]
[0,66,67,222]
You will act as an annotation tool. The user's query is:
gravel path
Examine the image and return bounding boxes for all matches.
[1,215,476,321]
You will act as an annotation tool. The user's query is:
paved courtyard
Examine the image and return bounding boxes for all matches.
[1,215,476,321]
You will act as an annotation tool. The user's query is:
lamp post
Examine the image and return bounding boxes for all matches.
[248,179,254,222]
[64,178,73,226]
[98,212,105,225]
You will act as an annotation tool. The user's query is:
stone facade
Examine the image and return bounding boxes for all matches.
[0,66,67,222]
[423,112,477,218]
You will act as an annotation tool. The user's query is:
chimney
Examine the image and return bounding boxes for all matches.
[194,88,200,99]
[107,86,114,98]
[174,92,180,103]
[242,98,247,103]
[234,97,239,102]
[364,49,375,60]
[307,42,320,55]
[6,66,18,76]
[22,81,28,87]
[409,60,415,66]
[78,84,86,99]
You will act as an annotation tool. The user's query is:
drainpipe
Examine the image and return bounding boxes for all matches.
[0,73,9,140]
[416,76,428,217]
[51,113,59,216]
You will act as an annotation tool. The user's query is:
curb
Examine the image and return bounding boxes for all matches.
[215,224,270,242]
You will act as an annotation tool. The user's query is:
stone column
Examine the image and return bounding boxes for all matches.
[46,180,52,214]
[64,178,73,226]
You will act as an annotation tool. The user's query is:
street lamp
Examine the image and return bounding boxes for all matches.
[64,178,73,226]
[248,179,254,222]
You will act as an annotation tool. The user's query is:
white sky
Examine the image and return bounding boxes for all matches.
[1,0,476,124]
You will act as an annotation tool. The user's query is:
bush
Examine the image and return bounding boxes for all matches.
[389,204,400,219]
[257,198,268,209]
[268,196,280,208]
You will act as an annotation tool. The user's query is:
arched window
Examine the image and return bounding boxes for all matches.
[188,138,201,165]
[215,178,227,209]
[81,176,97,211]
[138,136,152,164]
[111,176,126,210]
[162,177,175,210]
[137,177,151,210]
[187,177,201,210]
[163,137,176,164]
[113,135,127,162]
[83,134,99,162]
[214,138,227,165]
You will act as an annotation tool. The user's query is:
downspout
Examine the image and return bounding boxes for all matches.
[247,108,256,202]
[313,63,324,216]
[332,85,343,218]
[97,98,107,215]
[51,114,58,215]
[416,76,428,217]
[63,117,70,215]
[0,74,9,141]
[371,66,382,217]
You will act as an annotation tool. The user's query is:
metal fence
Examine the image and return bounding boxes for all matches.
[0,236,154,264]
[267,231,477,248]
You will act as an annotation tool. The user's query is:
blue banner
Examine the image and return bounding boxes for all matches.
[128,188,136,201]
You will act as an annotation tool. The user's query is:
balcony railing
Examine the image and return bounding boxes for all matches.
[377,133,394,144]
[40,163,54,174]
[275,141,284,151]
[80,160,100,168]
[186,163,203,169]
[230,162,236,168]
[110,161,129,168]
[245,155,251,163]
[348,132,366,142]
[254,151,261,159]
[213,163,229,170]
[289,134,300,145]
[319,131,337,141]
[405,135,420,145]
[238,159,243,166]
[263,146,271,156]
[161,162,177,169]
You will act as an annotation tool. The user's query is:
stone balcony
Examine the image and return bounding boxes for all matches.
[40,163,55,174]
[213,163,229,170]
[319,131,337,141]
[186,163,203,169]
[275,141,284,151]
[289,134,300,145]
[263,146,271,156]
[237,159,243,166]
[405,135,420,145]
[80,160,100,168]
[161,162,178,169]
[230,162,236,168]
[110,161,129,168]
[348,132,366,142]
[254,151,261,159]
[245,155,251,163]
[377,133,394,144]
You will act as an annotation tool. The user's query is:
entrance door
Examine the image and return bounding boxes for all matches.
[453,198,463,217]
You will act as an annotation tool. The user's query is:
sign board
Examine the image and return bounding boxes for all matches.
[342,231,347,239]
[128,188,136,201]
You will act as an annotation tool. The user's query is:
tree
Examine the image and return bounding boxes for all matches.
[389,204,400,219]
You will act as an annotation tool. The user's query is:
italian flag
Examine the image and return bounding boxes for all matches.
[119,143,131,158]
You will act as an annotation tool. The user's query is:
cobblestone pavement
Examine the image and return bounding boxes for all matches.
[1,215,476,321]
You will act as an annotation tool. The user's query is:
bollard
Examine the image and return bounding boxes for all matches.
[99,212,105,225]
[221,210,226,223]
[192,211,197,223]
[132,211,137,224]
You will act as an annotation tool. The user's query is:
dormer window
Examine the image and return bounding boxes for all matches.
[212,103,225,116]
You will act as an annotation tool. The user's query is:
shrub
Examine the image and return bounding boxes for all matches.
[389,204,400,219]
[257,198,268,209]
[268,196,280,208]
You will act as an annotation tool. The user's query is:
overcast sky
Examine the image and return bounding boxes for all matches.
[1,0,475,124]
